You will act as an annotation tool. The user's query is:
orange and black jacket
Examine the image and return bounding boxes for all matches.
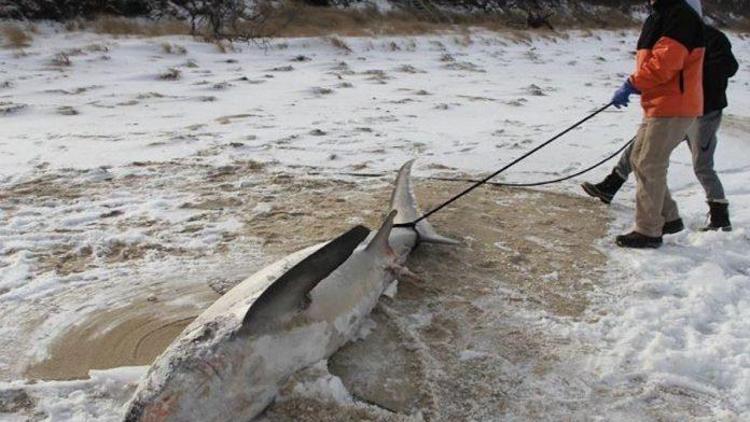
[629,0,705,118]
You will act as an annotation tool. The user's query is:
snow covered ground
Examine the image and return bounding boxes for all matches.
[1,24,749,420]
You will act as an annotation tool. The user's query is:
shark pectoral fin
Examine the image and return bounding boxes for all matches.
[366,210,397,256]
[240,224,371,335]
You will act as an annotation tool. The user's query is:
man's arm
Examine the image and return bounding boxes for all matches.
[630,8,697,92]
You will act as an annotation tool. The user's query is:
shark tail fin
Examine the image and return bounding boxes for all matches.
[390,160,460,245]
[415,220,460,245]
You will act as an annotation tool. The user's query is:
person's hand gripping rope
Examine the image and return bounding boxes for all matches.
[612,79,640,109]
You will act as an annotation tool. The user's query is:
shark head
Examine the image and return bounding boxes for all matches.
[124,321,253,422]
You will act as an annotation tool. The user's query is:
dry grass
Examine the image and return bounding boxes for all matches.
[242,4,639,39]
[158,67,182,80]
[327,36,352,53]
[50,52,72,67]
[85,43,110,53]
[213,40,237,54]
[160,42,187,54]
[43,5,649,44]
[1,24,33,49]
[734,17,750,34]
[89,16,191,37]
[252,4,444,37]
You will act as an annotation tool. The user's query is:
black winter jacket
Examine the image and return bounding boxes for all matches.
[704,25,739,113]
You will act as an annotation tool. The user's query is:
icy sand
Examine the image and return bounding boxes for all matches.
[1,26,749,420]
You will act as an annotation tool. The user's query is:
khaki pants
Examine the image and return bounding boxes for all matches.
[630,117,696,237]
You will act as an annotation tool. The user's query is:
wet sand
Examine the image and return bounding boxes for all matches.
[16,164,608,420]
[26,285,218,380]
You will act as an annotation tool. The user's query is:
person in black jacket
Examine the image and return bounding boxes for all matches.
[582,24,739,232]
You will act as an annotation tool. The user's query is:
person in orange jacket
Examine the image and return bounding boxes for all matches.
[582,24,738,233]
[608,0,705,248]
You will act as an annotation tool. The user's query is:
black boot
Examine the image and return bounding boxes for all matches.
[663,218,685,235]
[582,170,626,204]
[616,231,662,248]
[701,201,732,232]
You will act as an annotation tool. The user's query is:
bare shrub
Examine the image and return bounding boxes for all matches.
[1,24,32,49]
[159,68,182,80]
[173,0,277,43]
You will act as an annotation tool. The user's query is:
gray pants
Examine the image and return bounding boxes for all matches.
[614,110,727,202]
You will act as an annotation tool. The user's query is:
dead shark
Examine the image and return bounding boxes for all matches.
[123,160,457,421]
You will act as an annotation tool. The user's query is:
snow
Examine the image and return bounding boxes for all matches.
[578,227,750,416]
[0,367,146,422]
[288,361,354,405]
[1,22,750,420]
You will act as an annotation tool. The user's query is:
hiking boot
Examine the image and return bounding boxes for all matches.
[615,231,662,249]
[581,170,626,204]
[701,201,732,232]
[662,218,685,235]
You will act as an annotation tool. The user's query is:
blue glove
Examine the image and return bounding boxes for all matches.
[612,79,640,109]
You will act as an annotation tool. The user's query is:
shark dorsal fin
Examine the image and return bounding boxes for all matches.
[239,225,370,335]
[366,210,397,254]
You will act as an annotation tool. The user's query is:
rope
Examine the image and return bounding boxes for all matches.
[428,136,634,188]
[396,102,615,228]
